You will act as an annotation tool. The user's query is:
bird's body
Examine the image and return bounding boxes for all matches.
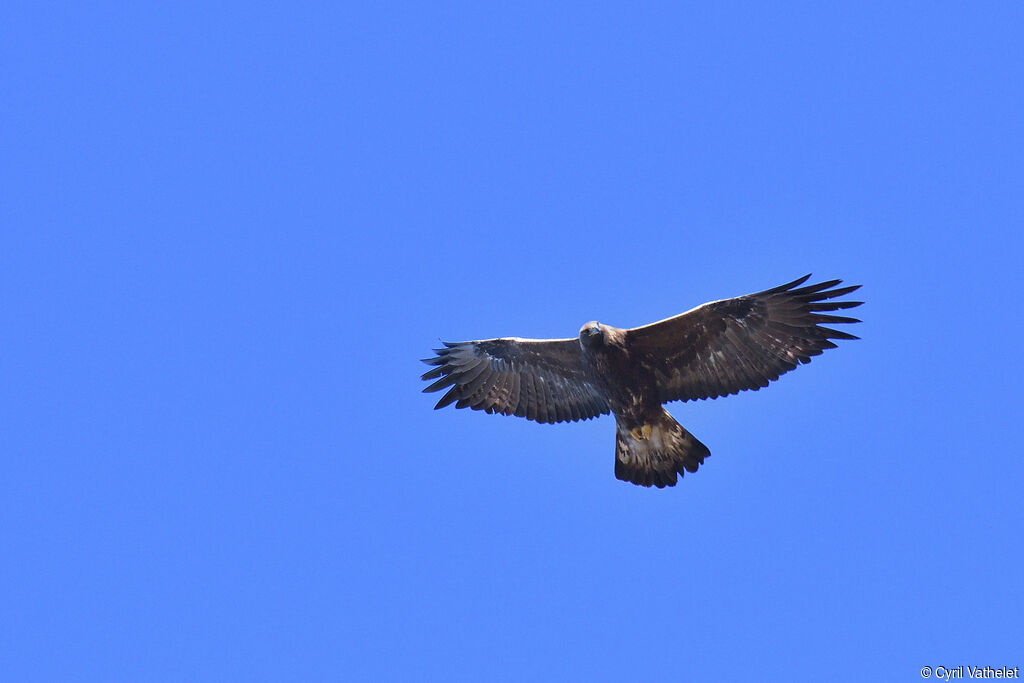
[577,322,711,486]
[577,323,646,425]
[422,275,862,488]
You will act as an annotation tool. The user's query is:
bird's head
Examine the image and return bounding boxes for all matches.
[579,321,604,348]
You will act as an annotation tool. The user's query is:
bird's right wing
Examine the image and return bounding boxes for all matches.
[421,337,609,424]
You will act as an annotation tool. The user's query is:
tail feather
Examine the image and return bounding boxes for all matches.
[614,410,710,488]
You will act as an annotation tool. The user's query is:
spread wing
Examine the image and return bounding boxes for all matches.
[626,275,863,403]
[421,338,610,424]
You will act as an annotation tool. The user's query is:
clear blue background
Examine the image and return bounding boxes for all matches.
[3,2,1022,681]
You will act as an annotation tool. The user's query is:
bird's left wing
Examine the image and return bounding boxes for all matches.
[421,337,610,424]
[626,275,863,404]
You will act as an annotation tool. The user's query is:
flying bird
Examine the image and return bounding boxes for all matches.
[421,275,862,488]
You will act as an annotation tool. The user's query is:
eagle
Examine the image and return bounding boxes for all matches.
[421,275,862,488]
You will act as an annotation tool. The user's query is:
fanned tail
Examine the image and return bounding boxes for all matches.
[614,409,710,488]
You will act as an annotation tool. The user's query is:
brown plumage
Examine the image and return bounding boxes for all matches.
[421,275,862,488]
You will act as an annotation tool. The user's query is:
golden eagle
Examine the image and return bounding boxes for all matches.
[421,275,862,488]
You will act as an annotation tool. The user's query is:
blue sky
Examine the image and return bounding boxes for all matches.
[3,2,1022,681]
